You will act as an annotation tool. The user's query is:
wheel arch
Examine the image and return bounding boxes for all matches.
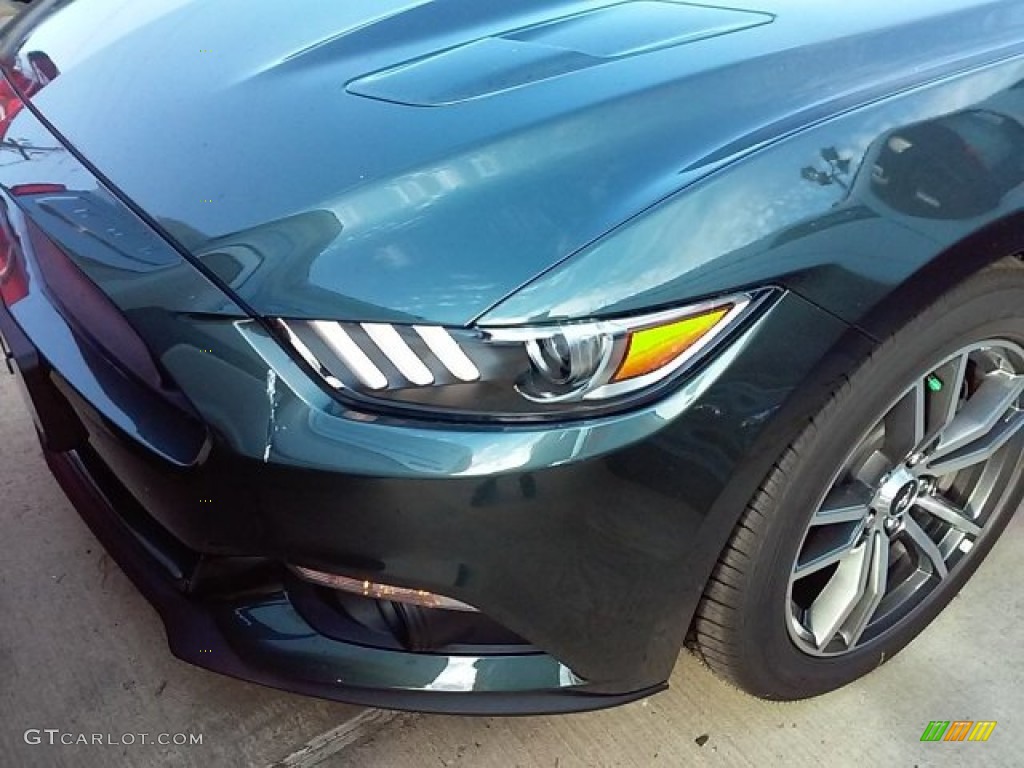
[854,212,1024,344]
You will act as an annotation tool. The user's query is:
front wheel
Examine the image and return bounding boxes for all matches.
[694,257,1024,699]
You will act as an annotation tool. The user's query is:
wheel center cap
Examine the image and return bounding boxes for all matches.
[890,482,919,517]
[874,466,919,518]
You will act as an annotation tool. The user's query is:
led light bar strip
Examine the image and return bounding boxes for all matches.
[310,321,388,390]
[276,320,345,389]
[413,325,481,382]
[362,323,435,386]
[298,321,482,390]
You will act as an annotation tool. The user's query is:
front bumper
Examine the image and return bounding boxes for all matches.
[1,295,669,713]
[0,281,856,713]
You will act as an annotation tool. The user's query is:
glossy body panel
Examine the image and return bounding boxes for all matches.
[484,54,1024,328]
[5,0,1024,324]
[4,0,1024,710]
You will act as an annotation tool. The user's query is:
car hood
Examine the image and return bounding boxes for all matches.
[2,0,1021,324]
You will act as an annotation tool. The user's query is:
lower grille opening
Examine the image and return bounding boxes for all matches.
[73,442,199,584]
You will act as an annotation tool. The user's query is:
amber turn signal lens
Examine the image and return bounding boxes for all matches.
[612,306,732,383]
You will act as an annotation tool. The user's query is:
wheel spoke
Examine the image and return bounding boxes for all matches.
[902,515,949,580]
[925,371,1024,471]
[884,381,926,462]
[840,531,890,647]
[852,449,892,487]
[811,482,874,526]
[925,407,1024,477]
[793,531,862,580]
[914,493,982,537]
[804,532,884,650]
[794,484,872,580]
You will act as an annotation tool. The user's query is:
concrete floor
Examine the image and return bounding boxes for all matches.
[1,4,1022,767]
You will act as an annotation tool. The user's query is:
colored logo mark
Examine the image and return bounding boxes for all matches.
[920,721,997,743]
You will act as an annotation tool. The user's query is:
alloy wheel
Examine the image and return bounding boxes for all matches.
[787,340,1024,657]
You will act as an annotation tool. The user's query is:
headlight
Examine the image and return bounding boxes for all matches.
[278,292,764,420]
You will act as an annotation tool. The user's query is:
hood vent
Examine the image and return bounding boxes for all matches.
[348,1,774,106]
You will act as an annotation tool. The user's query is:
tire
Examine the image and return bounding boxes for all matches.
[694,256,1024,700]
